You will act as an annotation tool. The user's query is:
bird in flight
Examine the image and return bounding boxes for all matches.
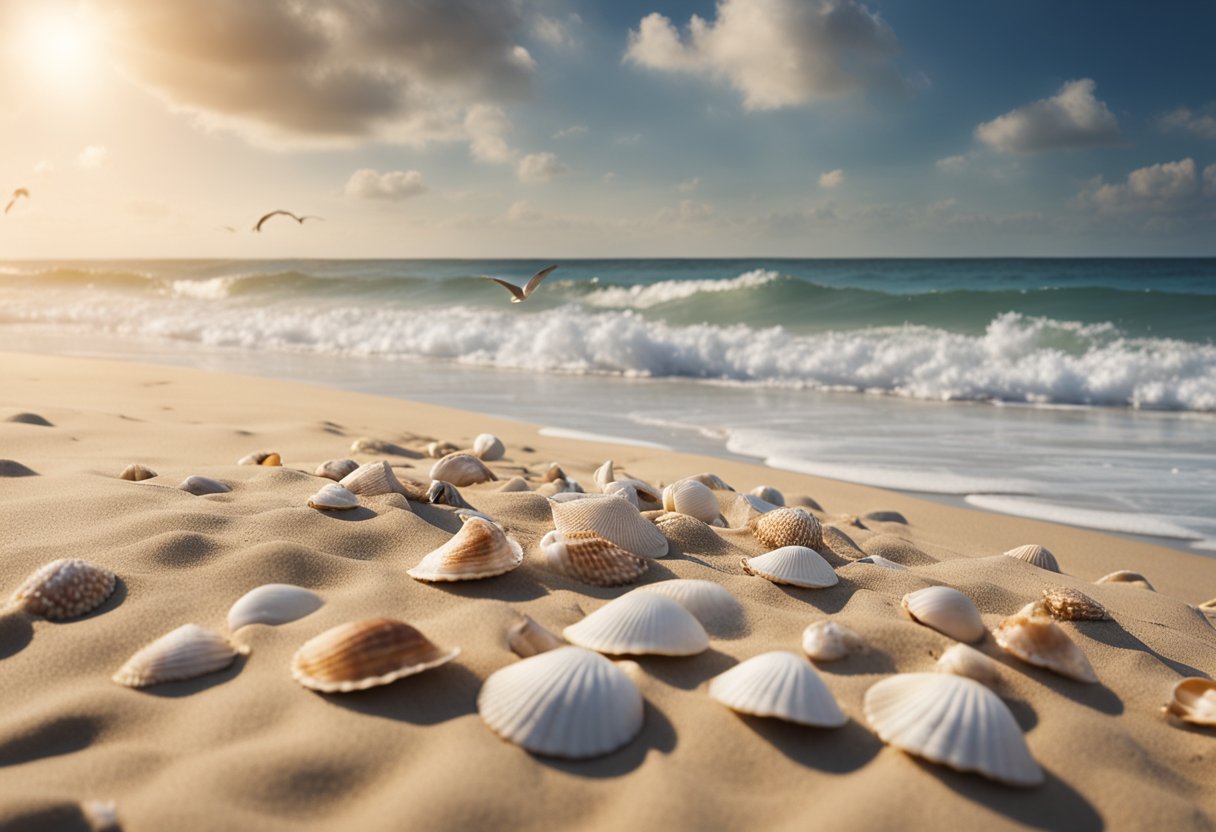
[5,188,29,215]
[253,210,323,233]
[479,265,558,303]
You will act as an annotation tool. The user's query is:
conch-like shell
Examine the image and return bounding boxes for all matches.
[227,584,323,631]
[801,620,867,662]
[6,558,117,619]
[742,546,838,589]
[1096,570,1154,590]
[237,450,280,466]
[1040,587,1107,621]
[473,433,505,461]
[563,592,709,656]
[291,618,459,693]
[749,485,784,506]
[315,458,359,481]
[936,643,1003,687]
[426,440,460,459]
[179,475,230,496]
[538,530,649,587]
[339,461,406,496]
[708,651,847,727]
[1004,544,1059,572]
[118,463,157,481]
[901,587,985,643]
[628,580,743,630]
[407,517,524,582]
[748,507,823,551]
[661,479,721,525]
[427,479,475,509]
[991,605,1097,683]
[307,483,359,511]
[550,494,669,559]
[113,624,246,688]
[1164,678,1216,726]
[507,615,565,658]
[430,452,497,487]
[478,646,644,759]
[864,673,1043,787]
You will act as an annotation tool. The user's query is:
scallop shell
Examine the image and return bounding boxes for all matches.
[179,475,230,496]
[430,452,497,487]
[497,476,531,493]
[991,607,1097,683]
[237,450,280,466]
[936,643,1003,687]
[427,479,475,509]
[6,558,117,620]
[748,507,823,551]
[741,546,838,589]
[473,433,506,461]
[113,624,246,688]
[478,646,644,759]
[864,673,1043,787]
[563,592,709,656]
[307,483,359,511]
[901,587,986,643]
[708,651,847,727]
[1041,587,1107,621]
[628,580,743,629]
[227,584,323,631]
[426,440,460,459]
[1164,678,1216,726]
[749,485,784,506]
[507,615,565,658]
[686,472,735,491]
[315,458,359,481]
[852,555,908,571]
[339,461,406,496]
[291,618,459,693]
[1004,544,1060,573]
[550,494,669,559]
[801,620,867,662]
[118,463,157,481]
[538,530,649,587]
[661,479,721,525]
[1096,570,1154,590]
[407,517,524,582]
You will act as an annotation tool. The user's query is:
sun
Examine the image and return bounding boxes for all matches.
[16,7,104,84]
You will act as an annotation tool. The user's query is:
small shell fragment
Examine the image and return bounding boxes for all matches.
[6,558,117,620]
[1004,544,1060,573]
[742,546,838,589]
[291,618,459,693]
[227,584,323,631]
[507,615,565,658]
[709,651,846,727]
[901,587,986,643]
[179,475,230,496]
[564,592,709,656]
[538,530,649,587]
[1164,678,1216,726]
[852,555,908,571]
[1041,587,1107,621]
[1096,570,1155,591]
[307,483,359,511]
[430,452,497,487]
[408,517,524,582]
[748,507,823,551]
[113,624,245,688]
[473,433,506,461]
[991,605,1098,683]
[315,458,359,481]
[237,450,281,466]
[801,620,867,662]
[936,643,1003,687]
[118,463,157,481]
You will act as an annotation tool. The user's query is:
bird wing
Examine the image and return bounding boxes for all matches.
[254,210,290,232]
[15,188,29,198]
[479,276,527,301]
[297,215,324,223]
[522,265,558,298]
[3,200,13,215]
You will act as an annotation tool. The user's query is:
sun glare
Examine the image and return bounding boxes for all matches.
[17,8,103,85]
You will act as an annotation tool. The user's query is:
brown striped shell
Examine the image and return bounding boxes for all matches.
[430,452,497,487]
[407,517,524,582]
[748,507,823,551]
[7,558,117,620]
[118,463,157,481]
[1003,544,1060,572]
[538,530,650,587]
[291,618,459,693]
[1041,587,1108,621]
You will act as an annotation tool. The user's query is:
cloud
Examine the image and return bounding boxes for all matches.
[33,160,55,176]
[975,79,1119,153]
[553,124,589,140]
[602,172,618,183]
[506,199,543,222]
[1075,158,1205,214]
[344,169,428,200]
[615,133,642,145]
[517,152,569,183]
[624,0,901,111]
[76,145,109,169]
[1158,107,1216,140]
[818,169,844,188]
[935,154,970,174]
[677,177,701,192]
[531,13,580,47]
[465,105,515,163]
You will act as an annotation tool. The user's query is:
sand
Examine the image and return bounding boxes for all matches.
[1,351,1214,832]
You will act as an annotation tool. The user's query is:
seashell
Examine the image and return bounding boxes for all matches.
[118,463,156,481]
[864,673,1042,787]
[426,440,460,459]
[430,452,497,487]
[408,517,524,582]
[708,651,847,727]
[661,479,721,524]
[6,558,117,620]
[801,620,867,662]
[741,546,838,589]
[853,555,908,571]
[81,799,118,831]
[351,437,407,455]
[1164,678,1216,726]
[237,450,280,466]
[472,433,505,461]
[1041,587,1107,621]
[538,530,649,587]
[864,510,906,524]
[291,618,459,693]
[936,643,1003,687]
[179,475,230,496]
[550,494,669,559]
[749,485,784,506]
[564,592,709,656]
[113,624,246,688]
[1096,570,1154,591]
[686,472,735,491]
[991,606,1097,683]
[456,508,500,525]
[0,459,37,477]
[427,479,475,509]
[227,584,323,631]
[614,478,662,506]
[497,476,531,493]
[748,507,823,551]
[603,480,639,508]
[478,646,644,759]
[542,462,567,482]
[307,483,359,511]
[628,580,743,629]
[901,587,986,643]
[339,461,406,496]
[315,458,359,481]
[507,615,565,658]
[593,460,615,491]
[1003,544,1059,572]
[548,490,591,502]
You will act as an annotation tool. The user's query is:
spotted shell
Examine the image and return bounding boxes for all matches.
[991,605,1097,684]
[549,494,669,559]
[179,475,230,496]
[473,433,506,461]
[118,463,157,481]
[709,651,847,727]
[430,452,497,487]
[315,458,359,481]
[538,530,649,587]
[507,615,566,658]
[901,587,986,643]
[291,618,459,693]
[1040,587,1107,621]
[1004,544,1059,573]
[407,517,524,582]
[742,546,838,589]
[113,624,246,688]
[748,507,823,551]
[6,558,117,620]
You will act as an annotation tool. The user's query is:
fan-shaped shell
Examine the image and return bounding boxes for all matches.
[628,580,742,629]
[1041,587,1107,621]
[408,517,523,582]
[113,624,245,688]
[864,673,1043,787]
[339,461,406,496]
[709,651,846,727]
[7,558,117,620]
[662,479,721,524]
[478,646,644,759]
[1165,678,1216,726]
[292,618,458,693]
[179,475,230,496]
[473,433,505,461]
[563,592,709,656]
[430,452,496,487]
[901,587,985,643]
[507,615,565,658]
[237,450,280,466]
[550,494,669,559]
[427,479,475,509]
[748,507,823,551]
[991,606,1097,683]
[936,643,1003,687]
[538,530,649,587]
[749,485,784,506]
[307,483,359,511]
[315,458,359,481]
[118,463,156,481]
[227,584,323,631]
[1096,570,1154,590]
[801,620,867,662]
[742,546,838,589]
[1004,544,1059,572]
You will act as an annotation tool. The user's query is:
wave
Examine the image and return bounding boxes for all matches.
[964,495,1216,542]
[582,270,780,308]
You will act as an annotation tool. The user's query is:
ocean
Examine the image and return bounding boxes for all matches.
[2,258,1214,551]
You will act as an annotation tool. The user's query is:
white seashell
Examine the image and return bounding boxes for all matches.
[1004,544,1060,572]
[864,673,1043,787]
[563,592,709,656]
[1165,678,1216,727]
[741,546,838,589]
[708,651,847,727]
[307,483,359,511]
[614,478,662,507]
[749,485,784,506]
[81,799,119,831]
[179,475,230,496]
[339,461,406,496]
[456,508,500,525]
[472,433,505,461]
[237,450,280,466]
[901,587,986,643]
[801,621,867,662]
[686,472,735,491]
[118,463,157,481]
[430,452,497,487]
[538,530,649,587]
[1096,570,1154,590]
[991,606,1097,683]
[661,479,721,524]
[936,643,1003,687]
[852,555,908,571]
[427,479,475,509]
[407,517,524,582]
[227,584,323,631]
[603,480,639,508]
[478,646,644,759]
[550,494,669,559]
[507,615,565,658]
[593,460,616,492]
[315,458,359,481]
[628,580,743,629]
[113,624,246,688]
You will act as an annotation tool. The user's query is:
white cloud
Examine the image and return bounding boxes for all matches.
[33,160,55,176]
[553,124,589,140]
[602,172,618,183]
[677,177,701,192]
[975,79,1119,153]
[1158,107,1216,140]
[344,169,428,200]
[76,145,109,169]
[517,152,569,183]
[818,169,844,188]
[465,105,515,163]
[1075,158,1203,214]
[506,200,543,222]
[935,154,970,174]
[624,0,901,111]
[531,13,580,48]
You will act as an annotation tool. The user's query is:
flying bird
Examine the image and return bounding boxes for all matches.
[479,265,558,303]
[253,210,323,233]
[5,188,29,215]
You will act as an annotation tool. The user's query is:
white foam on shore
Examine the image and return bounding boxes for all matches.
[762,457,1040,496]
[964,494,1212,541]
[538,427,672,450]
[583,269,779,309]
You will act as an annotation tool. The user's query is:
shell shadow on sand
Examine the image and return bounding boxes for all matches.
[538,701,677,778]
[0,460,38,477]
[0,801,104,832]
[738,715,881,774]
[0,714,103,768]
[933,763,1103,832]
[1081,617,1209,679]
[634,648,738,691]
[317,662,482,726]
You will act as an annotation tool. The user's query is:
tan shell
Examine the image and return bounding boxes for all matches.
[408,517,524,582]
[801,620,867,662]
[350,437,408,455]
[339,461,406,496]
[427,479,475,509]
[507,615,565,658]
[550,494,669,559]
[1164,678,1216,726]
[307,483,359,511]
[118,463,157,481]
[237,450,280,466]
[427,440,460,459]
[1004,544,1059,572]
[430,452,497,487]
[686,472,735,491]
[1096,570,1155,590]
[179,475,230,495]
[6,558,117,620]
[1041,587,1107,621]
[315,458,359,481]
[661,479,721,524]
[901,587,986,643]
[292,618,459,693]
[992,605,1097,683]
[742,546,838,589]
[936,643,1003,688]
[113,624,246,688]
[748,507,823,551]
[749,485,784,506]
[497,476,531,493]
[543,462,568,483]
[538,530,649,587]
[473,433,506,461]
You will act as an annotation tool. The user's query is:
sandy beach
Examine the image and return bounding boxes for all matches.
[0,351,1211,831]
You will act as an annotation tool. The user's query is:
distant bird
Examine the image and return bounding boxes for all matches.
[5,188,29,215]
[217,225,237,233]
[253,210,323,233]
[479,265,558,303]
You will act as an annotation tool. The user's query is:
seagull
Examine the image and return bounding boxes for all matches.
[253,210,323,233]
[5,188,29,215]
[479,265,558,303]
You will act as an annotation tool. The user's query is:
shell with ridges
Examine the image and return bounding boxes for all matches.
[1041,587,1107,621]
[315,458,359,481]
[538,530,649,587]
[227,584,323,631]
[408,517,523,582]
[628,580,742,629]
[472,433,505,461]
[1004,544,1060,572]
[991,606,1098,683]
[742,546,838,589]
[1096,570,1154,590]
[709,651,847,727]
[563,592,709,656]
[237,450,280,466]
[1165,678,1216,726]
[901,587,986,643]
[339,461,406,496]
[430,452,497,487]
[118,463,156,481]
[507,615,565,658]
[179,475,230,496]
[749,485,784,506]
[292,618,458,693]
[936,643,1003,687]
[801,620,867,662]
[661,479,721,524]
[113,624,246,688]
[748,507,823,551]
[6,558,117,619]
[307,483,359,511]
[603,480,639,507]
[550,494,669,559]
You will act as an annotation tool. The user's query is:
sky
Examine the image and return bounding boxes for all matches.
[0,0,1214,258]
